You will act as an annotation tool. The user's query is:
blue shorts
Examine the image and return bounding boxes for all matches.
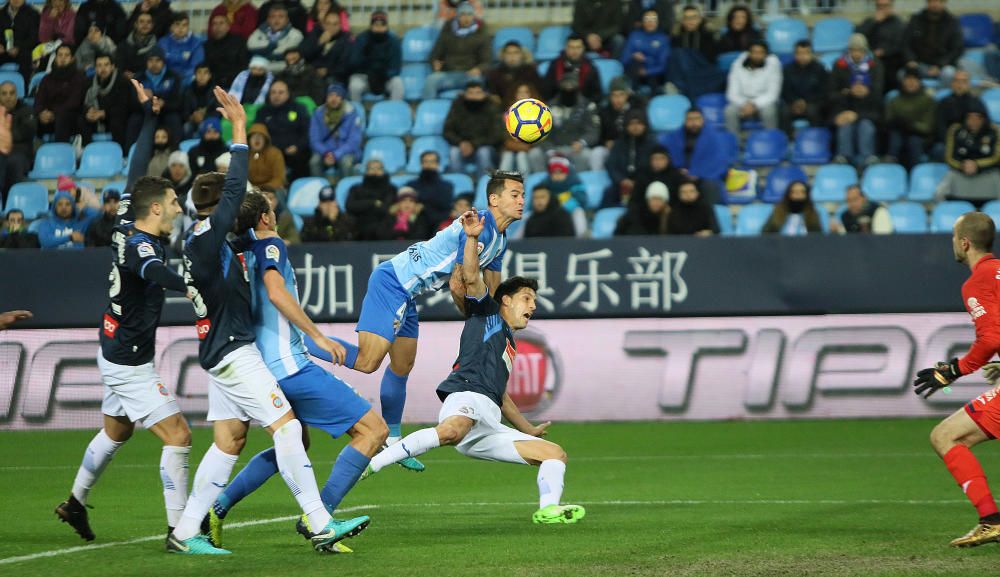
[278,363,371,438]
[356,262,419,342]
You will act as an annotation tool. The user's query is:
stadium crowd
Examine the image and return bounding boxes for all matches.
[1,0,1000,250]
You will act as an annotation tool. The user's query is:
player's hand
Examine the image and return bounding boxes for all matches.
[215,86,246,125]
[0,309,32,329]
[130,78,150,105]
[460,210,485,237]
[913,359,961,398]
[529,421,551,437]
[983,362,1000,385]
[315,336,346,365]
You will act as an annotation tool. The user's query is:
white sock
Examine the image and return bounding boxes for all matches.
[537,459,566,509]
[172,444,238,541]
[274,419,330,531]
[71,429,124,505]
[386,435,402,446]
[160,445,190,528]
[371,428,440,472]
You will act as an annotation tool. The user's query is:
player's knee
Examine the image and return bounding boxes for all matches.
[168,428,192,447]
[216,435,246,455]
[930,423,957,454]
[436,423,464,445]
[353,353,381,374]
[372,421,389,448]
[107,428,133,443]
[389,355,415,376]
[546,444,568,464]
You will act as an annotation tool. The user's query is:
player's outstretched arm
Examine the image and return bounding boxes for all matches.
[206,87,250,241]
[262,269,346,364]
[483,269,501,296]
[0,309,32,329]
[501,392,550,437]
[125,79,158,196]
[460,210,487,300]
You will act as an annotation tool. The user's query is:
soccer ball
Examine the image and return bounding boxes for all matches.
[505,98,553,144]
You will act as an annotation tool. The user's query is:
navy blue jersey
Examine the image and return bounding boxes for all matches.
[183,145,254,369]
[436,294,516,407]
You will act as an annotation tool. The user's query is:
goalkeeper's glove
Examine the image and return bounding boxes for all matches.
[913,359,961,398]
[983,362,1000,386]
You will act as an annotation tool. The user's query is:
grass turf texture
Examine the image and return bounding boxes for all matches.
[3,419,1000,577]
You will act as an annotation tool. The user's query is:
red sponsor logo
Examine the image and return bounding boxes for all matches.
[102,314,119,338]
[195,318,212,340]
[157,383,169,396]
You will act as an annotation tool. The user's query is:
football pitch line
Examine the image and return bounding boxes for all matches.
[0,498,968,566]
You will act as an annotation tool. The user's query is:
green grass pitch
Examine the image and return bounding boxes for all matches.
[4,419,1000,577]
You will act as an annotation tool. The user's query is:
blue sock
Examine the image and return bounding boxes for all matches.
[321,445,371,514]
[303,335,358,370]
[214,448,278,519]
[380,368,408,432]
[387,423,402,438]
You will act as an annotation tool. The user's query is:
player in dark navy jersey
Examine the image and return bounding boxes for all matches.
[360,211,586,525]
[56,80,193,543]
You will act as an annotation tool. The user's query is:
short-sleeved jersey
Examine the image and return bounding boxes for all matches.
[436,293,516,407]
[388,210,506,297]
[959,254,1000,374]
[245,235,310,380]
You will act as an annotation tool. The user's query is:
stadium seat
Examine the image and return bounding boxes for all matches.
[287,177,330,217]
[593,59,624,94]
[717,51,740,72]
[761,165,807,203]
[716,128,739,166]
[811,18,853,54]
[291,212,304,231]
[474,174,490,209]
[861,163,907,202]
[335,175,362,207]
[743,129,788,167]
[121,143,136,176]
[982,200,1000,229]
[648,94,690,133]
[75,142,124,179]
[591,207,625,239]
[27,71,45,97]
[983,88,1000,124]
[931,200,976,233]
[492,26,535,57]
[362,136,407,174]
[536,25,571,61]
[0,62,16,72]
[0,70,25,98]
[765,18,809,55]
[735,203,773,236]
[887,201,928,233]
[391,174,415,189]
[29,142,75,179]
[443,173,474,196]
[103,179,127,195]
[350,100,366,128]
[4,182,49,219]
[402,26,437,63]
[819,51,840,70]
[907,162,948,202]
[179,138,199,153]
[401,63,430,101]
[695,93,726,127]
[811,164,858,203]
[791,127,831,165]
[411,99,452,137]
[406,135,451,173]
[960,13,994,48]
[523,171,548,201]
[366,100,412,137]
[537,60,550,77]
[578,171,612,209]
[714,204,733,235]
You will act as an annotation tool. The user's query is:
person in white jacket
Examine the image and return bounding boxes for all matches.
[724,40,782,134]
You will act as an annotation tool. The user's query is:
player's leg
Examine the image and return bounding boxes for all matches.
[147,413,193,533]
[515,440,585,524]
[319,409,387,516]
[382,335,421,459]
[367,415,474,475]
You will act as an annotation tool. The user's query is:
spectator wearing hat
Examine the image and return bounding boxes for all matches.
[542,33,602,103]
[443,79,505,177]
[523,186,575,238]
[134,44,183,141]
[209,0,258,40]
[405,150,453,227]
[0,209,39,249]
[377,186,434,241]
[762,180,822,235]
[528,77,602,173]
[188,117,226,176]
[260,185,300,244]
[256,79,312,180]
[486,41,540,106]
[0,0,39,82]
[276,46,325,104]
[902,0,962,86]
[621,10,671,95]
[885,68,935,169]
[606,108,657,205]
[182,63,219,138]
[347,11,404,102]
[780,40,827,135]
[40,0,76,46]
[229,55,275,105]
[300,7,352,85]
[346,158,396,240]
[301,184,357,242]
[85,188,121,247]
[248,122,286,189]
[82,53,133,148]
[74,0,126,46]
[829,33,884,168]
[434,0,482,29]
[37,180,98,250]
[661,108,728,203]
[158,12,203,82]
[35,44,86,143]
[248,3,304,73]
[538,155,588,236]
[119,12,158,76]
[571,0,623,59]
[615,180,671,236]
[75,21,116,74]
[309,81,362,178]
[724,39,781,134]
[631,145,684,213]
[204,12,249,89]
[0,80,33,200]
[163,150,192,198]
[941,102,1000,207]
[423,1,490,99]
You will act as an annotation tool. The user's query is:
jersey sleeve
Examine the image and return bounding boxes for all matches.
[125,237,165,278]
[958,266,1000,374]
[252,237,289,276]
[466,292,500,317]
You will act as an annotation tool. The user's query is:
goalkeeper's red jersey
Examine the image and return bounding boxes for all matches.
[959,254,1000,374]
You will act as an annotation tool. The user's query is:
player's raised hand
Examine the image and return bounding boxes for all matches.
[530,421,551,437]
[214,86,246,125]
[913,359,961,398]
[315,336,346,366]
[0,309,32,329]
[460,210,485,237]
[130,78,149,104]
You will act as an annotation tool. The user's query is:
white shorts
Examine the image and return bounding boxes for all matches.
[206,344,291,428]
[438,391,539,465]
[98,350,180,428]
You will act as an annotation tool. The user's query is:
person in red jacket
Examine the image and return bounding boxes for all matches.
[915,211,1000,548]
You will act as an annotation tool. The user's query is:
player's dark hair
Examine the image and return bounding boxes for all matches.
[486,170,523,202]
[958,212,996,251]
[191,172,225,212]
[236,191,270,234]
[132,176,173,219]
[495,276,538,305]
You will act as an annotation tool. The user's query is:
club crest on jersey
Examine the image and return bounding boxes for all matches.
[265,244,280,262]
[969,297,987,319]
[477,241,485,254]
[192,219,212,236]
[157,383,169,396]
[137,242,155,258]
[271,392,284,408]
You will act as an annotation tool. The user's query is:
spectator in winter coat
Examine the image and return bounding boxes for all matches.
[348,11,404,101]
[936,70,984,143]
[76,22,116,73]
[40,0,75,45]
[300,9,352,85]
[346,158,396,240]
[524,186,575,238]
[276,46,325,105]
[486,41,541,106]
[163,150,192,198]
[247,4,304,72]
[902,0,963,86]
[666,180,718,236]
[615,180,670,236]
[830,184,893,234]
[443,80,505,177]
[538,155,588,236]
[37,189,92,249]
[724,40,781,133]
[146,127,172,177]
[204,13,249,88]
[127,0,174,39]
[593,77,644,172]
[85,188,120,247]
[309,81,362,177]
[256,79,311,179]
[829,34,884,167]
[119,12,157,76]
[621,10,670,95]
[229,55,274,105]
[857,0,905,90]
[572,0,623,58]
[630,145,684,213]
[941,102,1000,206]
[306,0,349,35]
[434,0,482,29]
[626,0,676,38]
[301,184,357,242]
[542,34,602,103]
[248,122,286,190]
[182,64,219,138]
[0,0,39,82]
[82,54,133,147]
[376,186,434,241]
[0,209,39,248]
[157,12,203,82]
[35,44,86,142]
[405,150,454,227]
[188,117,226,176]
[667,4,725,100]
[661,108,729,203]
[74,0,126,45]
[762,180,822,235]
[528,78,601,173]
[606,109,657,204]
[423,2,490,99]
[780,40,828,134]
[257,0,307,33]
[717,5,762,55]
[885,68,936,168]
[134,45,183,141]
[209,0,258,40]
[0,81,33,199]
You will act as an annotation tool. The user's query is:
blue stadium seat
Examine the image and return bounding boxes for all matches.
[982,200,1000,229]
[391,174,415,189]
[908,162,948,202]
[578,171,611,209]
[648,94,690,133]
[402,26,437,63]
[931,200,976,233]
[887,201,928,233]
[714,204,733,235]
[743,129,788,167]
[179,138,199,153]
[0,70,25,98]
[4,182,49,219]
[411,99,452,137]
[735,203,773,236]
[536,25,571,61]
[537,60,550,77]
[29,142,75,179]
[960,13,994,48]
[443,173,474,196]
[0,62,16,71]
[103,180,127,195]
[523,171,548,205]
[819,51,840,70]
[350,100,366,128]
[366,100,412,137]
[591,207,625,239]
[492,26,535,57]
[791,127,831,165]
[401,63,430,101]
[291,212,304,231]
[406,135,451,173]
[812,164,858,203]
[695,93,726,127]
[983,88,1000,124]
[27,71,45,97]
[716,128,739,166]
[717,51,740,72]
[811,18,853,54]
[474,174,490,209]
[335,175,362,207]
[766,18,809,55]
[761,165,807,203]
[362,136,407,174]
[593,59,624,94]
[861,163,907,202]
[76,142,123,179]
[287,177,330,217]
